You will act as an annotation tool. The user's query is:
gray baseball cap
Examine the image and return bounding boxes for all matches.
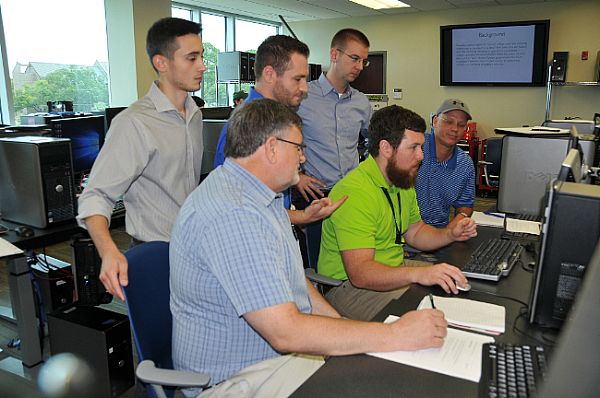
[436,98,472,120]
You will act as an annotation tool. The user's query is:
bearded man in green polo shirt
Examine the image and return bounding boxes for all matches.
[319,105,478,320]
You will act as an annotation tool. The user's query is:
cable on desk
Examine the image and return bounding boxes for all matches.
[512,307,557,347]
[470,289,529,307]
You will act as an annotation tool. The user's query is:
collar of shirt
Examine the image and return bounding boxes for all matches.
[429,131,458,170]
[316,72,351,98]
[222,158,282,208]
[247,87,265,101]
[361,155,401,194]
[147,81,201,122]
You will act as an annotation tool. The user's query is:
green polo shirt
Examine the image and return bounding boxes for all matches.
[319,156,422,280]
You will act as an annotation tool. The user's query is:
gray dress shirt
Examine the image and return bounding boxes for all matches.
[297,73,372,189]
[76,82,203,241]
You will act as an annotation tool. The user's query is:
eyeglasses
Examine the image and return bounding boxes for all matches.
[276,137,307,154]
[336,48,370,67]
[439,114,468,130]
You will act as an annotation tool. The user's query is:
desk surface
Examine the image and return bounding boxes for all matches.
[1,214,124,250]
[292,227,553,398]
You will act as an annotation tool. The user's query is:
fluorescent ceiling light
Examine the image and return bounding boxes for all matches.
[349,0,410,9]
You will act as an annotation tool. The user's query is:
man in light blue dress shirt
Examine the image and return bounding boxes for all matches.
[295,28,372,206]
[171,99,450,397]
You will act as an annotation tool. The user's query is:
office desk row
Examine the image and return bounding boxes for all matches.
[0,215,123,367]
[292,226,554,398]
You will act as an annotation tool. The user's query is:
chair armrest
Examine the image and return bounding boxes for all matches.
[136,360,210,388]
[305,268,343,287]
[478,160,492,166]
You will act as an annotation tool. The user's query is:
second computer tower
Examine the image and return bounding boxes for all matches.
[0,136,76,228]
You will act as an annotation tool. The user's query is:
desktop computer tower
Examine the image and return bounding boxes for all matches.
[0,136,76,228]
[72,235,113,306]
[498,134,596,216]
[528,181,600,328]
[48,306,134,398]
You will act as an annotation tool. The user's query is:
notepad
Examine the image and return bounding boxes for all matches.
[369,315,494,382]
[506,218,541,235]
[418,295,505,335]
[471,211,505,228]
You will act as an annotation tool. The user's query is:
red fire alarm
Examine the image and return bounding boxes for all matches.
[582,51,589,60]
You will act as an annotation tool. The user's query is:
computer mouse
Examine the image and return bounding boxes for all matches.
[15,226,34,237]
[456,281,471,292]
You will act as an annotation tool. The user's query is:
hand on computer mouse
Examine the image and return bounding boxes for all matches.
[455,281,472,292]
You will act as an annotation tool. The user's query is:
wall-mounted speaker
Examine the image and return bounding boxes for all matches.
[550,51,569,83]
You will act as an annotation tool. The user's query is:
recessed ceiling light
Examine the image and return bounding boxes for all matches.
[349,0,410,9]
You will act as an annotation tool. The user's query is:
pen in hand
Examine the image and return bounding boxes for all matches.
[429,293,436,309]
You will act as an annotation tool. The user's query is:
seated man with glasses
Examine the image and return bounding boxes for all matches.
[295,28,373,207]
[318,105,477,321]
[415,98,477,228]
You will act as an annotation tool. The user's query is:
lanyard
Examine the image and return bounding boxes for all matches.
[381,187,404,245]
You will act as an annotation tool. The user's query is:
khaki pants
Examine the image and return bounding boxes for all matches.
[325,259,432,321]
[198,354,324,398]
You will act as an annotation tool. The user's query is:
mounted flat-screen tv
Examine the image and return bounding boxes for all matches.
[440,20,550,86]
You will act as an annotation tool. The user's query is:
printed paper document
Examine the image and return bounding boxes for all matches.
[369,315,494,382]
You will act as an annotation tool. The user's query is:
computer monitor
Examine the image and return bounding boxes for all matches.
[104,107,127,130]
[536,238,600,398]
[557,148,583,183]
[528,180,600,328]
[50,115,105,178]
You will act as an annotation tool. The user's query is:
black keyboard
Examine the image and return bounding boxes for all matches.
[480,343,547,398]
[462,238,524,281]
[112,199,125,215]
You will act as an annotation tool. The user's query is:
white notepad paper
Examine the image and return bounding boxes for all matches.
[471,211,505,228]
[369,315,494,382]
[418,295,506,335]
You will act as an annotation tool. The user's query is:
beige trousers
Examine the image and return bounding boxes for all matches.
[197,354,324,398]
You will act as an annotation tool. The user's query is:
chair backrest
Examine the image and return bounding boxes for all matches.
[484,137,503,176]
[305,220,323,271]
[123,241,172,371]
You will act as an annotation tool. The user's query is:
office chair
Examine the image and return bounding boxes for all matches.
[478,137,503,192]
[123,241,210,398]
[303,221,343,291]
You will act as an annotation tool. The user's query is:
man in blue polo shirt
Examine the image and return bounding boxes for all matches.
[416,98,476,228]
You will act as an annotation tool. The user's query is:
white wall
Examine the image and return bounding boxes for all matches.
[290,1,600,138]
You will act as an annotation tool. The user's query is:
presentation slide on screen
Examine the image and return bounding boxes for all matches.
[452,25,535,83]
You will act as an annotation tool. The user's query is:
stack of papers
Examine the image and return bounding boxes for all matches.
[369,315,494,382]
[417,295,506,335]
[471,211,505,228]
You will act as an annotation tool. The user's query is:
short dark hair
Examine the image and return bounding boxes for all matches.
[368,105,426,157]
[146,17,202,69]
[254,35,310,80]
[224,98,303,159]
[331,28,370,49]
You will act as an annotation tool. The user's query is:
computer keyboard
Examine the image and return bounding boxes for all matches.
[462,238,524,281]
[112,199,125,215]
[480,343,547,398]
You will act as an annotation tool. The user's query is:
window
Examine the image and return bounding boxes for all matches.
[172,3,280,107]
[0,0,110,125]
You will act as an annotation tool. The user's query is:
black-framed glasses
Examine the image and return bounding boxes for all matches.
[336,48,370,67]
[276,137,307,154]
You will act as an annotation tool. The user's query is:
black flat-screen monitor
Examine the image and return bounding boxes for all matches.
[50,115,105,176]
[528,180,600,329]
[104,106,127,130]
[350,51,386,94]
[440,20,550,86]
